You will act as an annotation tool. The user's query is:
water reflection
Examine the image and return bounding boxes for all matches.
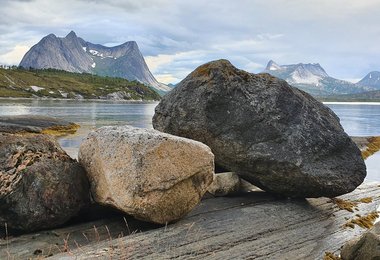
[0,99,158,158]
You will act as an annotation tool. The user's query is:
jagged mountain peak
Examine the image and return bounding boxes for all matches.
[265,60,329,79]
[357,71,380,89]
[19,31,171,93]
[263,60,370,96]
[121,40,138,48]
[66,30,77,39]
[265,60,281,71]
[46,33,57,39]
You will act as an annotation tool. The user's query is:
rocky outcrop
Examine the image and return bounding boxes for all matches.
[153,59,366,198]
[207,172,241,196]
[0,115,79,135]
[78,126,214,224]
[341,221,380,260]
[0,133,89,231]
[105,91,132,100]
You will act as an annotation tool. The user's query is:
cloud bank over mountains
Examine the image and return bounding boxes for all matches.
[1,0,379,83]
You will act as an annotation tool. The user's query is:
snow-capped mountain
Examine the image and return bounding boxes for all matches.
[263,60,370,96]
[357,71,380,90]
[19,31,171,93]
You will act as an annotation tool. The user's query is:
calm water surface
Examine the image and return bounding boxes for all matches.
[325,102,380,181]
[0,99,157,158]
[0,99,379,180]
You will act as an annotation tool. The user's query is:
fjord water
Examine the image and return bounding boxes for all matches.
[0,99,379,180]
[324,102,380,181]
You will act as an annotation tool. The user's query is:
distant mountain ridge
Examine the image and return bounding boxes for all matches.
[263,60,372,96]
[19,31,171,93]
[357,71,380,90]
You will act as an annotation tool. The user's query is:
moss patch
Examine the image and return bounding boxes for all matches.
[344,211,379,229]
[358,197,373,204]
[41,123,80,136]
[323,252,341,260]
[331,197,374,212]
[362,136,380,160]
[331,198,358,212]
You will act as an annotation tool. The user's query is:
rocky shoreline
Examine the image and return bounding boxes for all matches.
[1,60,379,259]
[0,115,80,135]
[1,181,379,259]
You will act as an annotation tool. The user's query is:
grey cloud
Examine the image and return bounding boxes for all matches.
[0,0,379,82]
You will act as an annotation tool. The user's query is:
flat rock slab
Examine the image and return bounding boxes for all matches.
[0,115,79,134]
[2,181,375,259]
[0,214,158,259]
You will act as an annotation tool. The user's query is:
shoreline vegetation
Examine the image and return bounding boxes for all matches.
[0,96,160,103]
[0,67,161,101]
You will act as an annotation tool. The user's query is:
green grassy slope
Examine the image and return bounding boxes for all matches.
[0,68,161,100]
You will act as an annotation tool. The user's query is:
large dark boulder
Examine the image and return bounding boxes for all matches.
[153,59,366,198]
[0,133,89,231]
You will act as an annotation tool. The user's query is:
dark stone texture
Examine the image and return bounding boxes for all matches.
[153,59,366,198]
[0,133,89,231]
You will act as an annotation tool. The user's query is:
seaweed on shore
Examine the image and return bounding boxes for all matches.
[343,211,379,229]
[331,197,373,212]
[323,252,341,260]
[41,123,80,136]
[362,136,380,160]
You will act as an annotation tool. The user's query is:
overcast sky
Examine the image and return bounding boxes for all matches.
[0,0,379,84]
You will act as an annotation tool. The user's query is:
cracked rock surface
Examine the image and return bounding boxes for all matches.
[0,133,89,231]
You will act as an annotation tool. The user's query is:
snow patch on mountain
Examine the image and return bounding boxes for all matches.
[289,70,321,85]
[357,71,380,89]
[263,60,371,96]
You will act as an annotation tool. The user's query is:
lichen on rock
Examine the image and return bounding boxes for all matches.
[0,133,89,231]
